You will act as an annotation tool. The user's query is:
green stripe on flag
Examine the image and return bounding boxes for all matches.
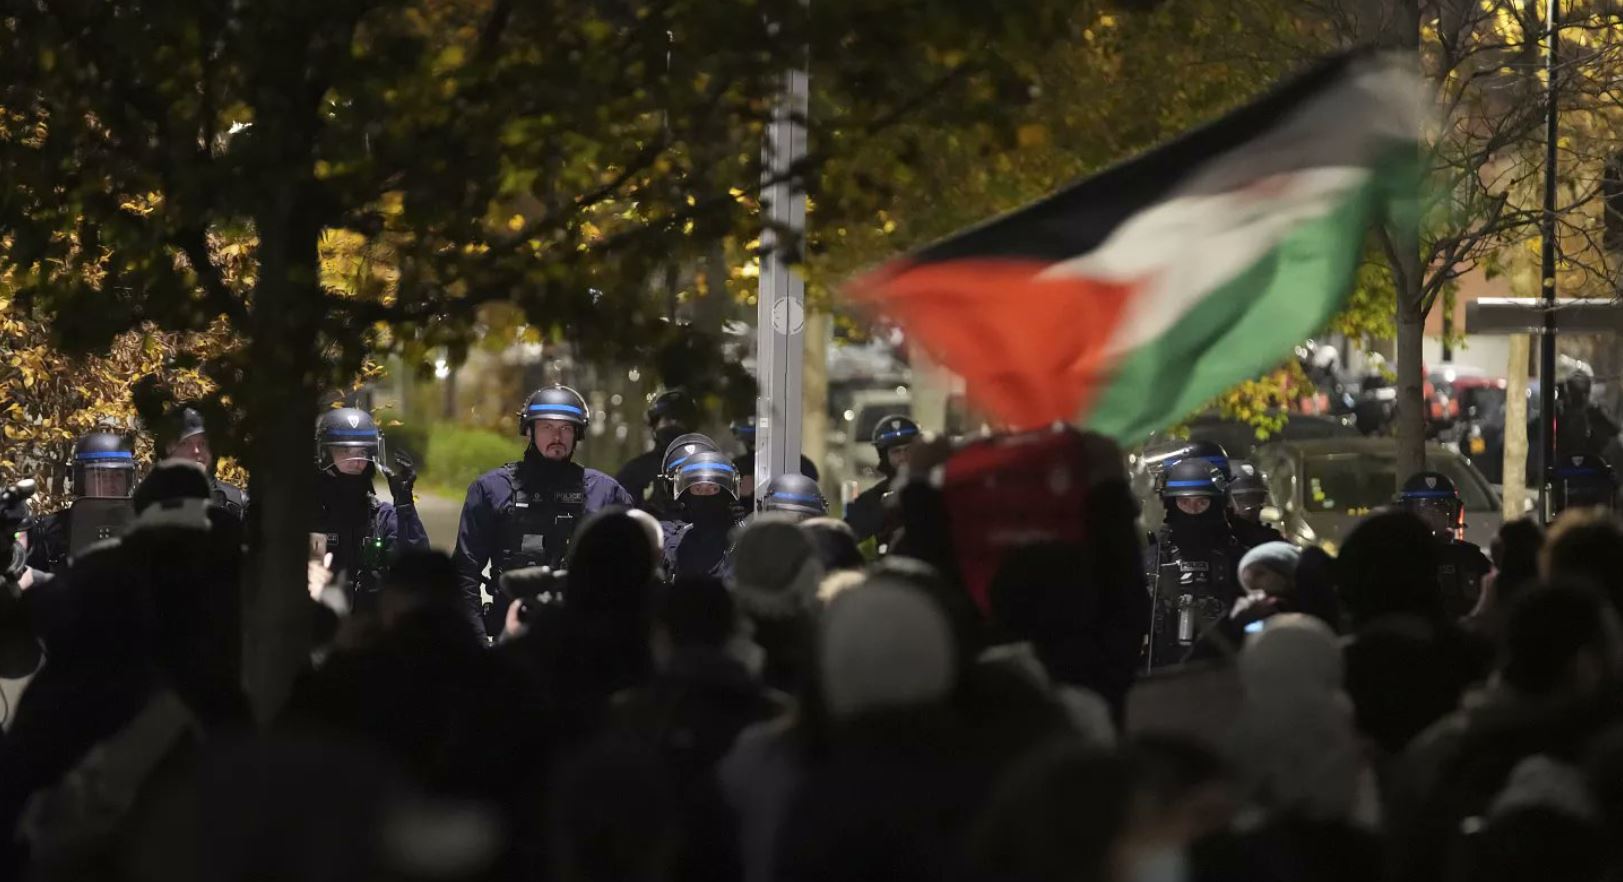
[1084,157,1411,444]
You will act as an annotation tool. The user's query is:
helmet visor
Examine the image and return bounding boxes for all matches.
[1231,490,1269,515]
[320,437,387,474]
[1406,496,1459,532]
[675,461,739,500]
[78,467,134,499]
[763,490,826,516]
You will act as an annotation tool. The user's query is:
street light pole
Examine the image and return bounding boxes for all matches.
[1538,0,1560,523]
[755,60,809,508]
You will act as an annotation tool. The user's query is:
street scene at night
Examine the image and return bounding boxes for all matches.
[4,1,1623,880]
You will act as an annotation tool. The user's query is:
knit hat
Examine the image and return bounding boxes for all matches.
[131,458,213,531]
[1238,542,1302,594]
[729,514,823,620]
[819,579,956,719]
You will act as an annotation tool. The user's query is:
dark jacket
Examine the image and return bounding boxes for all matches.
[843,477,892,546]
[453,452,632,638]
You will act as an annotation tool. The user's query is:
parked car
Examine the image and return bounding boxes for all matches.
[1248,437,1501,552]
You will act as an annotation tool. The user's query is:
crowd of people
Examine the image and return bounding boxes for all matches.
[3,383,1623,882]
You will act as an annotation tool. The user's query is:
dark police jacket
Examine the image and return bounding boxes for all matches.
[454,452,632,639]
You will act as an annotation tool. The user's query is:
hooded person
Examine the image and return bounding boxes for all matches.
[1230,614,1374,823]
[1391,581,1623,882]
[2,460,250,876]
[798,517,864,573]
[1338,511,1492,758]
[773,580,979,882]
[729,514,823,695]
[504,507,660,752]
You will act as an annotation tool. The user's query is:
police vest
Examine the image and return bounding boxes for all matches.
[494,461,587,583]
[1146,527,1242,670]
[322,496,390,598]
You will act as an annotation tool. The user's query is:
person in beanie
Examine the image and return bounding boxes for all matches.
[1238,541,1302,598]
[729,515,823,695]
[774,580,978,882]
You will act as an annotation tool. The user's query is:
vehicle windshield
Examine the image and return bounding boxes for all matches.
[1303,453,1494,514]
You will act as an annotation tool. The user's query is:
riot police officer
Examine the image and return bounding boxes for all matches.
[454,385,633,640]
[156,405,248,520]
[731,415,820,512]
[1552,454,1619,514]
[26,429,138,573]
[1399,471,1490,620]
[616,389,703,515]
[844,414,918,549]
[1145,458,1246,670]
[1228,461,1272,525]
[662,451,743,579]
[759,472,828,521]
[655,433,721,521]
[1160,441,1281,547]
[313,407,429,612]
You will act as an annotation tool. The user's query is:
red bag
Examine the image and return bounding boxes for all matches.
[940,427,1093,612]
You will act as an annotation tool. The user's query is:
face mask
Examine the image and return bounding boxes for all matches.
[1129,848,1188,882]
[686,494,733,521]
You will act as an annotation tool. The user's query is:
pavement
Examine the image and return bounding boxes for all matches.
[412,488,464,551]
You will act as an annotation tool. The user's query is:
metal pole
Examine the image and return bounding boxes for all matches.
[755,62,809,508]
[1538,0,1560,523]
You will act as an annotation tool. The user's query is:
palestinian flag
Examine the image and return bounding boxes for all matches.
[848,52,1422,443]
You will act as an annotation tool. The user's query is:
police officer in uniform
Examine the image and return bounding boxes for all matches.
[1551,454,1619,514]
[26,430,138,574]
[1399,471,1490,620]
[156,405,248,521]
[1145,458,1246,670]
[759,473,828,521]
[844,415,918,549]
[616,389,703,516]
[1161,442,1282,548]
[654,433,721,521]
[731,416,820,512]
[454,385,633,640]
[313,408,429,612]
[1228,461,1272,525]
[662,451,743,580]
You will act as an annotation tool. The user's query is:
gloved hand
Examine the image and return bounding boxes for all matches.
[385,451,417,505]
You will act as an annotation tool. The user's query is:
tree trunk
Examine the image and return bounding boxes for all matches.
[241,202,326,722]
[1503,333,1531,520]
[1387,0,1426,490]
[1395,284,1428,486]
